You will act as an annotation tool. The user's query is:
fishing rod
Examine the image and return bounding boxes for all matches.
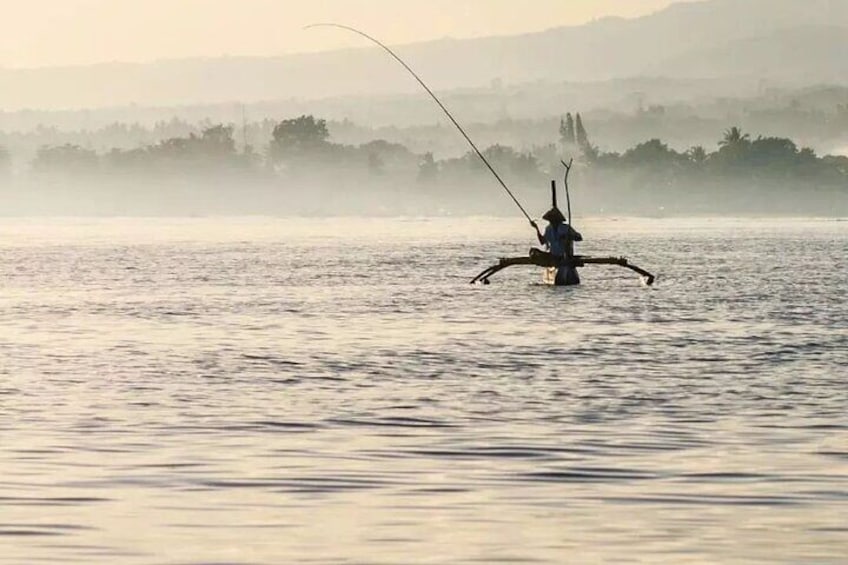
[305,23,535,226]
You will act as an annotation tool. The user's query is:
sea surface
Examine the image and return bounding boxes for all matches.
[1,217,846,564]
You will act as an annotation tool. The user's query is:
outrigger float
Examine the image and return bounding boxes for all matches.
[310,24,655,287]
[471,250,656,286]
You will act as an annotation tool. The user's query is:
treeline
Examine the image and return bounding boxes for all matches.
[5,115,552,188]
[582,125,848,185]
[6,113,846,182]
[1,113,847,215]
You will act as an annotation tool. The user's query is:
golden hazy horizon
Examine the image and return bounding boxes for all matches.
[2,0,681,68]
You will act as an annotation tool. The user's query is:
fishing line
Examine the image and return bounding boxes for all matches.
[305,23,535,225]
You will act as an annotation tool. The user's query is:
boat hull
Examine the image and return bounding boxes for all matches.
[544,265,581,286]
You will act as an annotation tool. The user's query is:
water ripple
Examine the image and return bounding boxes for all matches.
[1,217,846,564]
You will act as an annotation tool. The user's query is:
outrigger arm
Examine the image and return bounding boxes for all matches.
[470,250,655,286]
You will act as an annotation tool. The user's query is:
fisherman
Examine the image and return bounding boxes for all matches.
[531,207,583,285]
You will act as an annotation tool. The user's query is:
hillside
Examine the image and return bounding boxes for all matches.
[0,0,846,111]
[654,25,848,81]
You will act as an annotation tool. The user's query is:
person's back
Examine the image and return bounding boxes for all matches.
[532,207,584,285]
[544,222,582,259]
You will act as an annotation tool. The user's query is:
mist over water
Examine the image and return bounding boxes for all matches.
[1,217,846,564]
[2,1,848,561]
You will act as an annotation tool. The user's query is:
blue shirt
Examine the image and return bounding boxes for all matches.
[544,223,583,258]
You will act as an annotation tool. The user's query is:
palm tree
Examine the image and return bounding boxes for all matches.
[719,126,750,148]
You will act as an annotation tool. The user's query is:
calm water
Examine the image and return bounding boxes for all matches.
[1,217,846,564]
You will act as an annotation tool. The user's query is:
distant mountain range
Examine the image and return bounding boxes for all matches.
[0,0,846,111]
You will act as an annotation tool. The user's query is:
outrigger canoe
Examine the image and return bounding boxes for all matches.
[471,166,656,287]
[471,248,656,286]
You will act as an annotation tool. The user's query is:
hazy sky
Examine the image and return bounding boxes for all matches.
[1,0,680,68]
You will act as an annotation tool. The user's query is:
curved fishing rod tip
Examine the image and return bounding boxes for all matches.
[304,22,351,32]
